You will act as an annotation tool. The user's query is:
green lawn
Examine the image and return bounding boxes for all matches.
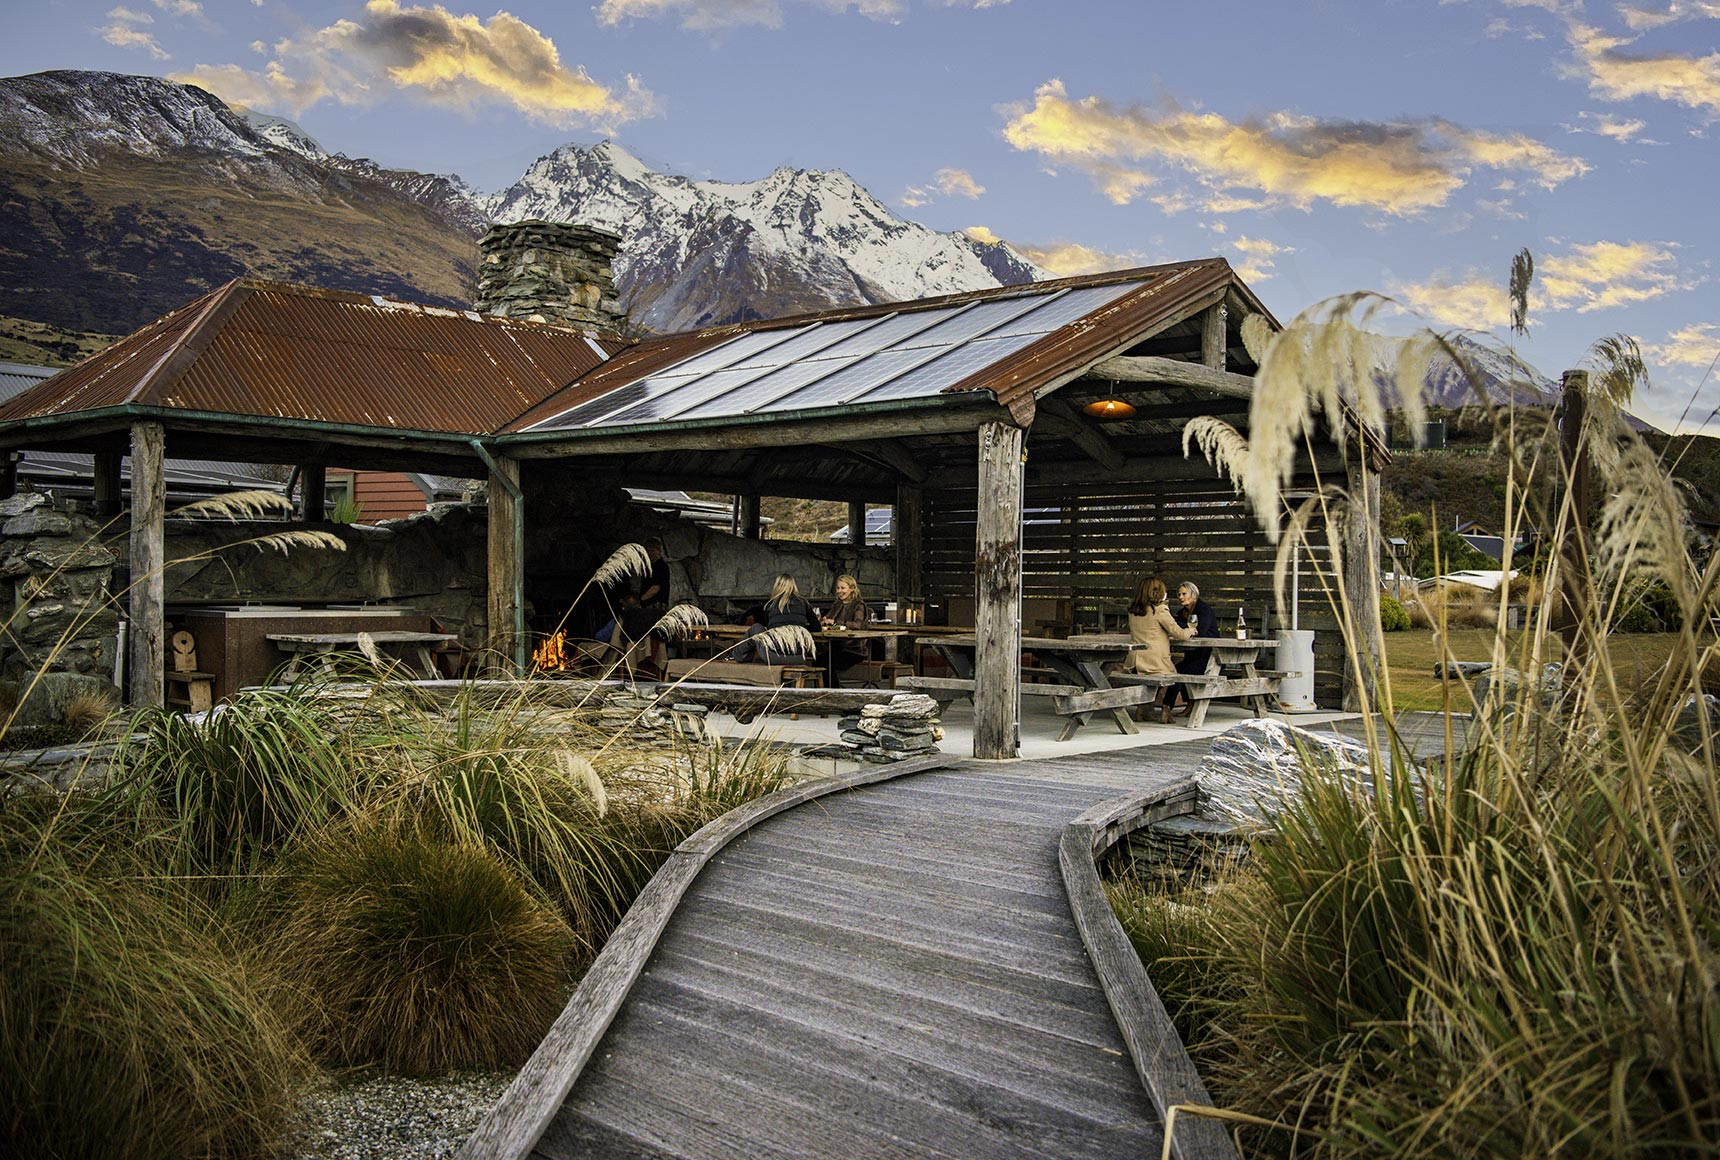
[1380,628,1683,712]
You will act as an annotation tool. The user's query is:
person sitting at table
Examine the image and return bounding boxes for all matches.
[1125,577,1195,722]
[821,573,874,675]
[731,573,820,664]
[1165,580,1219,717]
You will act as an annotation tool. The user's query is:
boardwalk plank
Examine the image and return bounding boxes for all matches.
[730,830,1066,899]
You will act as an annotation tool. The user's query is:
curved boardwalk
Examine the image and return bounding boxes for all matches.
[498,742,1217,1160]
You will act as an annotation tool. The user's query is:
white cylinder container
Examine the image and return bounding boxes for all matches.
[1274,629,1319,713]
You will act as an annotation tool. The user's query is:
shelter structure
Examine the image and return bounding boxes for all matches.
[0,260,1384,757]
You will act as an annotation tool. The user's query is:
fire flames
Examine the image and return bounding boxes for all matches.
[532,630,573,672]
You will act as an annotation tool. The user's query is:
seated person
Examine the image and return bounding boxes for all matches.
[1125,577,1194,722]
[821,573,874,674]
[731,573,820,664]
[1164,580,1218,716]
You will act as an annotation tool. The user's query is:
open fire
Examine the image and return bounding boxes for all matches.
[532,630,573,672]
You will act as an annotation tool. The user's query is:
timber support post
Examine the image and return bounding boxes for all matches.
[1557,370,1592,678]
[484,452,525,675]
[128,421,166,709]
[847,501,867,548]
[1342,458,1384,712]
[1201,302,1228,371]
[93,451,122,519]
[300,464,328,523]
[738,494,761,540]
[895,483,922,611]
[974,420,1023,759]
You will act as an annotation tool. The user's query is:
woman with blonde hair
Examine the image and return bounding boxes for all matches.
[732,573,820,663]
[822,573,872,674]
[1126,576,1194,721]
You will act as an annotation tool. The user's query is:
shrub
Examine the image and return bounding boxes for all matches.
[1378,592,1410,631]
[270,825,576,1075]
[1,845,300,1160]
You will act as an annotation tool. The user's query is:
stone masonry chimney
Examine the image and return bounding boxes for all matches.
[474,220,629,333]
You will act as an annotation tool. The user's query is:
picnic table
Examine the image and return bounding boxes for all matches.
[673,623,928,682]
[266,630,458,681]
[908,633,1293,740]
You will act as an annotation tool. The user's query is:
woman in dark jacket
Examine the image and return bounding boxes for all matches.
[822,573,873,675]
[732,573,819,664]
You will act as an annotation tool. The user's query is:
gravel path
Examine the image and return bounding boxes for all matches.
[287,1071,512,1160]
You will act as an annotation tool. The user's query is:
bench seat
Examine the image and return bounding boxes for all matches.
[664,658,789,687]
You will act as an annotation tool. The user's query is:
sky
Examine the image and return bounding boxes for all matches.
[3,0,1717,432]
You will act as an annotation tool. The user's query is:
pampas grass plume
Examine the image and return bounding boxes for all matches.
[593,544,653,588]
[170,489,295,521]
[749,624,815,659]
[555,751,607,817]
[653,603,709,640]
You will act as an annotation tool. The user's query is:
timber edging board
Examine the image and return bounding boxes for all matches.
[453,750,967,1160]
[1058,779,1241,1160]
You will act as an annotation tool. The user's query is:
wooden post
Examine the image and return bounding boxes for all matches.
[300,464,328,523]
[895,483,922,607]
[1342,459,1384,712]
[487,454,524,675]
[1557,370,1592,677]
[739,494,761,540]
[847,501,867,548]
[974,421,1023,759]
[0,453,14,500]
[93,451,122,519]
[1201,303,1228,371]
[128,421,166,709]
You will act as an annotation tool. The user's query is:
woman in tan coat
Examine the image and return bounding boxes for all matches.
[1125,577,1194,720]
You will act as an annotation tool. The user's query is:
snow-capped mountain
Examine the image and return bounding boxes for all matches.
[486,141,1045,331]
[1,70,1040,337]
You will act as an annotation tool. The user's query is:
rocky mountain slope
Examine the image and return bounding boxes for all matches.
[0,70,1042,339]
[0,71,481,334]
[486,141,1043,331]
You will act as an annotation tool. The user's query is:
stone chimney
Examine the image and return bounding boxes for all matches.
[474,220,628,333]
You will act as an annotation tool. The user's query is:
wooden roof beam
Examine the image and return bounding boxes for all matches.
[817,438,929,484]
[1087,355,1257,399]
[1033,399,1126,472]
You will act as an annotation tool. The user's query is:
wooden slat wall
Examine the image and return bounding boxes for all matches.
[923,481,1346,707]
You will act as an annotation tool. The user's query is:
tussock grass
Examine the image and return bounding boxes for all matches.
[0,813,301,1160]
[1116,284,1720,1155]
[270,825,576,1075]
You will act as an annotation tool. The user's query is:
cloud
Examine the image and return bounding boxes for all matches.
[1642,321,1720,368]
[152,0,202,14]
[174,1,654,126]
[901,166,985,206]
[1572,110,1649,139]
[1617,2,1720,32]
[594,0,1000,29]
[1395,239,1694,329]
[1229,235,1293,282]
[1000,80,1587,216]
[963,228,1138,277]
[1567,20,1720,113]
[101,6,170,59]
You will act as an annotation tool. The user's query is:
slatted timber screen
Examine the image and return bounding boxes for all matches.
[922,480,1347,708]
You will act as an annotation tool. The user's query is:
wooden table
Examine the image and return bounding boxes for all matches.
[910,633,1290,739]
[266,630,458,681]
[676,624,926,679]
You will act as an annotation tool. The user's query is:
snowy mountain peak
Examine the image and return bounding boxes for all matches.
[238,108,326,160]
[487,141,1046,332]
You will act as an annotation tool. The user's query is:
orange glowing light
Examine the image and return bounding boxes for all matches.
[1082,398,1136,419]
[532,630,572,672]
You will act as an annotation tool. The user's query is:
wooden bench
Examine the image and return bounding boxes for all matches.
[840,660,916,689]
[267,631,458,682]
[897,674,1082,713]
[664,658,791,687]
[166,669,215,713]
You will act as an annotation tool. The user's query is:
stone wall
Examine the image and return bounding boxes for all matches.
[0,492,118,681]
[474,220,627,332]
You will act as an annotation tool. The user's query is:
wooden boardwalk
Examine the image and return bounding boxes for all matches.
[464,742,1227,1160]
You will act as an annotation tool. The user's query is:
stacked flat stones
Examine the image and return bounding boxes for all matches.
[601,689,711,744]
[838,694,943,762]
[0,492,117,681]
[474,220,627,332]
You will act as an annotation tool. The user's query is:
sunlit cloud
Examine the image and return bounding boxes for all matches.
[1567,20,1720,113]
[101,6,169,59]
[1395,239,1694,329]
[1642,321,1720,368]
[1229,235,1292,282]
[1001,80,1587,216]
[1572,110,1649,139]
[901,166,985,206]
[595,0,1003,29]
[153,0,202,14]
[964,227,1137,276]
[1617,2,1720,32]
[173,1,654,127]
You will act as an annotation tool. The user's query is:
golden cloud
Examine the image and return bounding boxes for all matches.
[1396,239,1693,329]
[1568,21,1720,113]
[1229,235,1292,282]
[964,228,1138,277]
[1643,322,1720,367]
[1618,2,1720,31]
[1001,80,1587,216]
[179,2,653,126]
[103,22,170,60]
[902,166,986,206]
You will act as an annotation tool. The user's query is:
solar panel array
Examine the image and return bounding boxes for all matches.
[525,281,1146,432]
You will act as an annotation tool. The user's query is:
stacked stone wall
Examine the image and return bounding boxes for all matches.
[0,492,118,682]
[475,220,627,332]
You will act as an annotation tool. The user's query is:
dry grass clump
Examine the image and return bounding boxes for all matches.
[1403,583,1500,629]
[269,824,576,1075]
[1121,284,1720,1154]
[61,687,118,736]
[0,816,302,1160]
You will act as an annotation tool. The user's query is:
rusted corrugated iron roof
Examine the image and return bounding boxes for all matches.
[0,279,626,434]
[505,260,1271,434]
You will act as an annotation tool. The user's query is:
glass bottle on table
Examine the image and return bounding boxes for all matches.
[1236,607,1247,640]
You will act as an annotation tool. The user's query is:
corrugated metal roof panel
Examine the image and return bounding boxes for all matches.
[0,279,623,434]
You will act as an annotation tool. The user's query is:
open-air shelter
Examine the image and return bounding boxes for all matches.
[0,260,1383,758]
